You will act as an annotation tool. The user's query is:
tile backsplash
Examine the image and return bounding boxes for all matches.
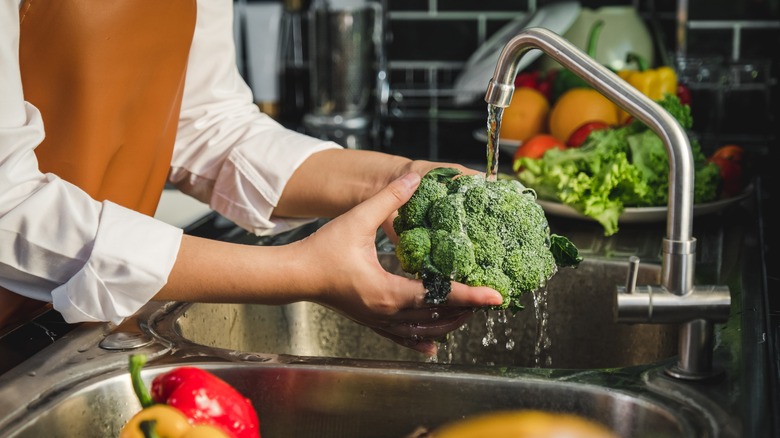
[243,0,779,162]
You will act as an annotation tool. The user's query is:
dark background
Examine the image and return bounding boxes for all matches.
[268,0,777,302]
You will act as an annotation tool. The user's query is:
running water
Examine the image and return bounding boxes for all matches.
[532,286,553,367]
[428,103,550,367]
[485,104,504,181]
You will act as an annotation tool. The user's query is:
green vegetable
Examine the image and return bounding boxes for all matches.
[516,94,720,236]
[393,168,582,312]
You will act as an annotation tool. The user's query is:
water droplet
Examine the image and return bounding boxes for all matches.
[431,311,440,320]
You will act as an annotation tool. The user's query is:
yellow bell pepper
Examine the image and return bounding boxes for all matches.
[120,405,231,438]
[119,404,191,438]
[617,53,678,123]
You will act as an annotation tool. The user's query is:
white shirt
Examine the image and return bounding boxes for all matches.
[0,0,340,324]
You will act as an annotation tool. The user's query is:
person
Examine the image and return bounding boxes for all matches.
[0,0,502,354]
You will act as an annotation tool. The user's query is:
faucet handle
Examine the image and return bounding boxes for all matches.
[625,256,640,294]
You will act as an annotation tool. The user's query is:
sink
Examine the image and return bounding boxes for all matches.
[0,210,761,438]
[174,256,678,369]
[4,361,706,438]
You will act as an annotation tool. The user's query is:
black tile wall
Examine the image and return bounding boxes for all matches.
[378,0,778,157]
[387,19,479,61]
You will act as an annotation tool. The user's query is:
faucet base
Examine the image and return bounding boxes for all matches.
[665,363,725,381]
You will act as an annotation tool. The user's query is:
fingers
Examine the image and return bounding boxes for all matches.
[446,282,505,308]
[372,328,438,356]
[387,312,474,339]
[348,173,420,227]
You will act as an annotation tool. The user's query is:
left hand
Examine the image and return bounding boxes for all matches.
[294,172,503,355]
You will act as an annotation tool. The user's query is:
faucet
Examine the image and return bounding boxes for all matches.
[485,28,732,380]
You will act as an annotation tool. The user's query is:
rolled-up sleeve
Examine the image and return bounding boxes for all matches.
[169,0,342,236]
[1,1,182,324]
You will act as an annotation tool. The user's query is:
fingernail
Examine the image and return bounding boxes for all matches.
[398,172,421,189]
[490,291,504,305]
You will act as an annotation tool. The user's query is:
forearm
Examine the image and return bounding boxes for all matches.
[155,235,317,305]
[273,148,477,219]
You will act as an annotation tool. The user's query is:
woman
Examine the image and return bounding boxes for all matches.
[0,0,501,354]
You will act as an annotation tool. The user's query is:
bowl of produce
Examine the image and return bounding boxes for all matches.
[512,93,751,236]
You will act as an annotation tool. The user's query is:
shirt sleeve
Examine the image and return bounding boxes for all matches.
[169,0,342,237]
[0,0,183,324]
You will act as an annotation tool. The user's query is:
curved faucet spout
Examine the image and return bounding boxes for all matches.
[485,27,694,245]
[486,28,731,380]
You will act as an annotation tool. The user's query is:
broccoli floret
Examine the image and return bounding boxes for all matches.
[393,167,459,235]
[394,168,582,310]
[396,228,431,273]
[430,229,477,278]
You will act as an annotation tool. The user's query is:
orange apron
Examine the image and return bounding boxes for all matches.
[1,0,197,335]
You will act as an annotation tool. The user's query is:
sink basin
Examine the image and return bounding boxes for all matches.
[5,361,702,438]
[174,256,678,369]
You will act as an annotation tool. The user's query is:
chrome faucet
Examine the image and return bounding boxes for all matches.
[484,28,732,380]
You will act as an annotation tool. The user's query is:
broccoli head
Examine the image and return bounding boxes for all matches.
[394,168,582,312]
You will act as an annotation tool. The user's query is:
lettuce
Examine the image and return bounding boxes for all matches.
[516,94,720,236]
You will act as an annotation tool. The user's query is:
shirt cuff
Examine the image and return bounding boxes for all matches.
[51,201,183,324]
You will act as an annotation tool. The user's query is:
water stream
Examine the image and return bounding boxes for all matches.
[439,103,553,368]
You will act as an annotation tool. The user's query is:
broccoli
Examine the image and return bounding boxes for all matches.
[393,168,582,312]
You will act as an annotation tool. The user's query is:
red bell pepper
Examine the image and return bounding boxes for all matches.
[128,355,261,438]
[151,366,261,438]
[514,70,556,101]
[676,83,692,106]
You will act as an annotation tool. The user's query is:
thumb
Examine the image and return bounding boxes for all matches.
[349,173,420,226]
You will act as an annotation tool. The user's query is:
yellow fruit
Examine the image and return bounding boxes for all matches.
[434,410,619,438]
[548,88,619,143]
[119,405,191,438]
[499,87,550,142]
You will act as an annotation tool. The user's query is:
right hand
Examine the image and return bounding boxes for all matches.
[293,173,504,355]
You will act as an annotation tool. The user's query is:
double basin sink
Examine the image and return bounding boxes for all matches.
[0,213,763,437]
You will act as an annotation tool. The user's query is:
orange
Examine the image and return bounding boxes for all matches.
[500,87,550,142]
[548,88,619,143]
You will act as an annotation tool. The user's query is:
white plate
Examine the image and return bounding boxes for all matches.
[472,128,523,156]
[536,185,754,223]
[453,1,581,105]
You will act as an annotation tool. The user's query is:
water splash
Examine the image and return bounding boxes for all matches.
[481,313,499,347]
[533,286,553,367]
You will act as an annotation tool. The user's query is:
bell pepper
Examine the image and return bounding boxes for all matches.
[617,52,678,123]
[550,19,605,103]
[708,144,745,198]
[151,366,261,438]
[676,83,692,106]
[122,355,261,438]
[514,70,557,101]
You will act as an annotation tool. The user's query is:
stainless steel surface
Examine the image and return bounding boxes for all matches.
[308,4,374,117]
[1,359,713,438]
[174,256,677,369]
[303,1,386,149]
[0,203,764,437]
[483,27,731,380]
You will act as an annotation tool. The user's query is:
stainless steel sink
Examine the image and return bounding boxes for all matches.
[3,361,709,438]
[174,256,677,369]
[0,206,765,438]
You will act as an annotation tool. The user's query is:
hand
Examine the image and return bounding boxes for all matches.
[294,173,503,355]
[381,161,484,244]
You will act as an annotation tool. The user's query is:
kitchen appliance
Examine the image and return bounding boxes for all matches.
[303,0,387,149]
